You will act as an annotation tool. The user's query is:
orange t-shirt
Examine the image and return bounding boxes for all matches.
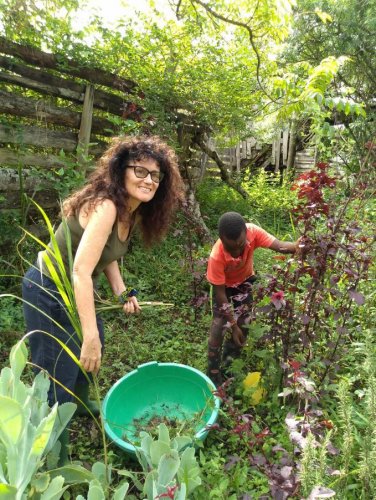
[207,223,275,287]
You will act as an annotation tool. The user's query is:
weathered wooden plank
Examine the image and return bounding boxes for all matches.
[274,135,281,173]
[236,143,240,173]
[0,190,58,210]
[0,89,114,135]
[0,36,137,93]
[0,124,107,155]
[0,167,53,191]
[0,149,70,168]
[0,124,77,151]
[0,56,132,115]
[0,70,83,102]
[271,140,276,165]
[282,129,289,165]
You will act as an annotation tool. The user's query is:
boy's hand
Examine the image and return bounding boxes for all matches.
[231,324,246,347]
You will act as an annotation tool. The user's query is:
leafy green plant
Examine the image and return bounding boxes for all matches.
[0,340,76,499]
[131,423,201,499]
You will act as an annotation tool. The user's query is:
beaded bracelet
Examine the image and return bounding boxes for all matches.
[115,287,138,304]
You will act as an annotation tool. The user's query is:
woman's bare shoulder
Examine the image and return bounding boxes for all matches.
[79,198,117,228]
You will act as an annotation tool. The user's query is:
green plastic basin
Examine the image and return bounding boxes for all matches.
[102,361,220,455]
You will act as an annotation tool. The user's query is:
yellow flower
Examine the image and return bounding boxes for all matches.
[243,372,265,405]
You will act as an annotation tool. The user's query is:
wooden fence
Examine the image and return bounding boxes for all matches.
[0,37,315,219]
[204,129,314,178]
[0,36,141,212]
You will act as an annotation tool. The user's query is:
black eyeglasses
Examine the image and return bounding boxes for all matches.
[126,165,164,183]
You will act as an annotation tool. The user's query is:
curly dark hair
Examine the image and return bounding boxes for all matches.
[63,135,184,246]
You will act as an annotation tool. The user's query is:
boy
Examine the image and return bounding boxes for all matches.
[207,212,299,386]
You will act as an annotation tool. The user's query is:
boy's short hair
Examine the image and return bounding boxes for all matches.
[218,212,246,240]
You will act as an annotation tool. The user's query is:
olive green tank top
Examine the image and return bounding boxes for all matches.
[38,214,135,283]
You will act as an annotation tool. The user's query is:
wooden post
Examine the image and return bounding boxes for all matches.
[274,132,281,174]
[286,120,297,175]
[236,143,240,174]
[282,129,289,166]
[77,84,94,174]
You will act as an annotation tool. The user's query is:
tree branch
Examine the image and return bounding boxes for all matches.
[188,0,276,102]
[193,133,249,199]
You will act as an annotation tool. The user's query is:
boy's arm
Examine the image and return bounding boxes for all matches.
[268,238,299,254]
[212,284,246,347]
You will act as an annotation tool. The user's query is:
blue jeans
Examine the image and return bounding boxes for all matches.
[22,265,104,406]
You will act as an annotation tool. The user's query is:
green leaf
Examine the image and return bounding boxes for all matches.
[9,341,28,379]
[0,396,24,445]
[31,472,50,493]
[158,423,170,444]
[113,480,130,500]
[49,464,95,484]
[92,461,109,490]
[314,8,333,24]
[87,479,105,500]
[175,482,187,500]
[0,483,18,499]
[178,447,201,494]
[157,451,180,486]
[40,476,68,500]
[31,405,58,457]
[150,441,171,468]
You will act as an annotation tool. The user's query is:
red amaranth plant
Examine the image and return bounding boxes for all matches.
[252,162,373,386]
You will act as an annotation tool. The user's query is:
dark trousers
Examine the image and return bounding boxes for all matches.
[207,276,255,383]
[22,265,104,406]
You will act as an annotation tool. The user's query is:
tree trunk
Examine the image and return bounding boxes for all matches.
[193,135,249,199]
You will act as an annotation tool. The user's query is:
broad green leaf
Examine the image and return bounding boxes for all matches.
[92,461,109,490]
[150,441,171,468]
[113,480,130,500]
[143,471,157,499]
[173,436,193,452]
[9,341,28,379]
[49,464,95,484]
[45,402,76,456]
[0,396,24,445]
[87,479,105,500]
[40,475,68,500]
[175,482,187,500]
[157,451,180,486]
[31,406,58,457]
[178,447,201,494]
[31,472,50,492]
[0,483,18,499]
[158,423,170,444]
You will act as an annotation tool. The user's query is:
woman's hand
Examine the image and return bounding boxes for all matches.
[231,324,246,347]
[122,295,141,314]
[80,334,102,373]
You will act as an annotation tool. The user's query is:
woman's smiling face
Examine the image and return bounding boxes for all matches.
[124,158,161,209]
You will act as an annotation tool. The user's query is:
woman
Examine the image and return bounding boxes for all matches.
[22,135,184,457]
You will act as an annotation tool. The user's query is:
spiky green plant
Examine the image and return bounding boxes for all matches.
[359,330,376,496]
[300,431,332,497]
[1,199,108,472]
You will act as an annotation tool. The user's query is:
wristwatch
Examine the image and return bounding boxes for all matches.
[116,287,138,304]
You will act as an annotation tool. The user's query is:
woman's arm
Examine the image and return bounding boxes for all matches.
[103,261,140,314]
[73,199,117,373]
